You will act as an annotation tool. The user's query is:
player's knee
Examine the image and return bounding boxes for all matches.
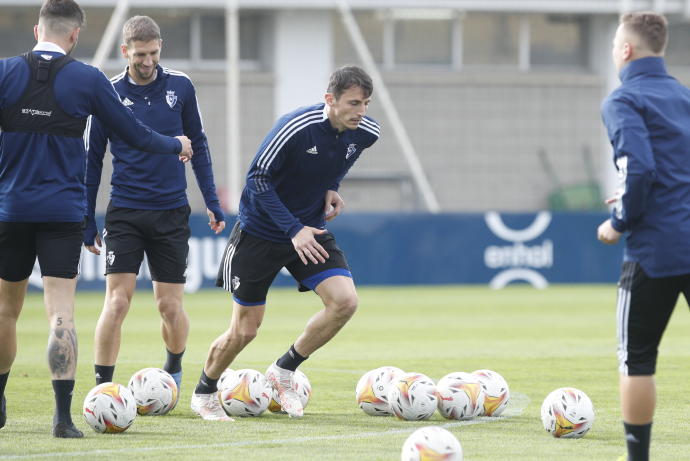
[104,295,130,322]
[157,296,183,319]
[331,292,358,320]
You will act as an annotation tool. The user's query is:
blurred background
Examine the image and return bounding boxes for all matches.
[4,0,690,289]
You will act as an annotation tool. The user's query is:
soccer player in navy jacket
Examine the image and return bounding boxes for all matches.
[190,66,380,420]
[0,0,192,438]
[597,12,690,461]
[83,15,225,402]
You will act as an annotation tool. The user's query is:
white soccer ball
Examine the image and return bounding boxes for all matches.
[218,368,272,417]
[267,369,312,413]
[355,366,405,416]
[541,387,595,438]
[471,369,510,416]
[401,426,463,461]
[437,372,485,420]
[128,367,178,416]
[387,372,437,421]
[83,382,137,433]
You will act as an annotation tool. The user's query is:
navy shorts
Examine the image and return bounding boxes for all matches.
[0,221,83,281]
[216,222,352,305]
[616,261,690,375]
[103,203,191,283]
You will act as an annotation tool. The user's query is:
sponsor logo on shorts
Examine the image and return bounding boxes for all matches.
[107,250,116,266]
[232,275,240,291]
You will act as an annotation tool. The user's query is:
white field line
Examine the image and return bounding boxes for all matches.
[0,394,529,460]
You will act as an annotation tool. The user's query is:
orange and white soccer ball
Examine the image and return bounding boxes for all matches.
[83,382,137,433]
[217,368,235,390]
[128,368,178,416]
[218,368,272,417]
[355,366,405,416]
[387,372,437,421]
[471,369,510,416]
[267,369,312,413]
[401,426,463,461]
[541,387,595,438]
[437,372,485,421]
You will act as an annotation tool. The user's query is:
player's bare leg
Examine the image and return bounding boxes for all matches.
[0,278,28,429]
[620,374,655,461]
[94,273,136,384]
[267,276,358,418]
[191,302,264,421]
[44,276,82,438]
[153,281,188,392]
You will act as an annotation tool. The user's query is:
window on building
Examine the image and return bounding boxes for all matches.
[333,10,384,65]
[394,18,452,66]
[530,14,588,68]
[200,11,264,63]
[463,13,519,66]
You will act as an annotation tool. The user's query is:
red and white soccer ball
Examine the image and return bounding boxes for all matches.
[387,372,438,421]
[127,367,178,416]
[471,369,510,416]
[355,366,405,416]
[401,426,463,461]
[541,387,595,438]
[436,372,486,421]
[218,368,272,417]
[83,382,137,433]
[267,369,312,413]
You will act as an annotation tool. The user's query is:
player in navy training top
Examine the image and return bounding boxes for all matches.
[190,66,380,420]
[0,0,193,438]
[597,12,690,461]
[83,15,225,405]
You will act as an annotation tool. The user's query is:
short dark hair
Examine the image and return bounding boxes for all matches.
[122,15,161,46]
[621,11,668,54]
[327,66,373,99]
[39,0,85,34]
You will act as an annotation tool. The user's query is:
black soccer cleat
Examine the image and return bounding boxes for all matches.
[0,395,6,429]
[53,421,84,438]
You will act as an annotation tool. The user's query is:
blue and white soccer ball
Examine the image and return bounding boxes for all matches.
[401,426,463,461]
[437,372,485,421]
[387,372,437,421]
[355,366,405,416]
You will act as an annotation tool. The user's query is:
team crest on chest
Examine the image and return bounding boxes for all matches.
[346,143,357,159]
[165,90,178,108]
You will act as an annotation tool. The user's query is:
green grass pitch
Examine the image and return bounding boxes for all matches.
[1,285,689,460]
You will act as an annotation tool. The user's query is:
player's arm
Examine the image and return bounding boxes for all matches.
[89,70,192,160]
[183,81,225,234]
[83,115,108,254]
[601,93,656,234]
[246,134,328,264]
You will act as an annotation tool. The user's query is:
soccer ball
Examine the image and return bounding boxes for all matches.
[437,372,485,420]
[83,382,137,433]
[471,369,510,416]
[355,366,405,416]
[541,387,595,438]
[267,369,312,413]
[218,368,272,417]
[128,368,178,416]
[401,426,463,461]
[387,372,437,421]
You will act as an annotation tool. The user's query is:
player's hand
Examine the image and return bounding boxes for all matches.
[324,190,344,222]
[207,208,225,234]
[85,234,103,255]
[176,136,193,163]
[597,219,621,245]
[291,226,329,265]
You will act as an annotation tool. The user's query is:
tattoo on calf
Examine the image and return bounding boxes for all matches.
[47,327,78,378]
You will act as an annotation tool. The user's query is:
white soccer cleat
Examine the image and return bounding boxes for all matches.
[266,363,304,418]
[190,392,234,421]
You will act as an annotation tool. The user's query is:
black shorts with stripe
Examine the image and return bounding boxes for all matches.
[103,203,191,283]
[0,221,83,281]
[616,261,690,375]
[216,221,352,305]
